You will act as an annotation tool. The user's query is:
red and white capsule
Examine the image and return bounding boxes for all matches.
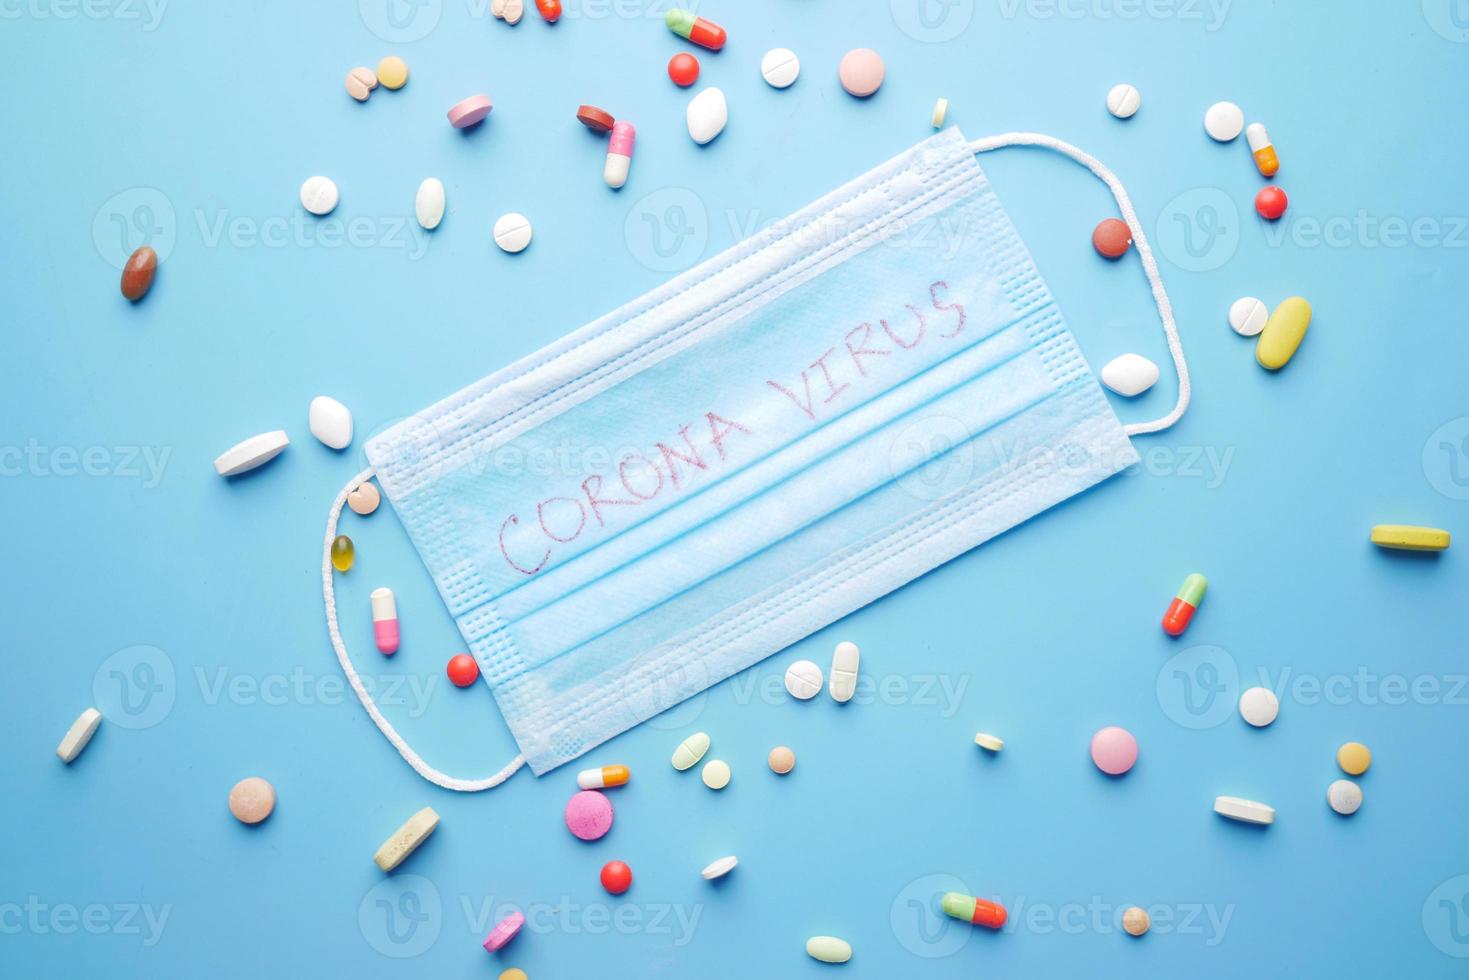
[604,121,635,189]
[371,587,399,654]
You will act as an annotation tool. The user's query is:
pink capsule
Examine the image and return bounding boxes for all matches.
[371,587,399,655]
[604,121,635,189]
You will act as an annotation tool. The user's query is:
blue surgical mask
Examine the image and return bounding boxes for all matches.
[322,128,1191,790]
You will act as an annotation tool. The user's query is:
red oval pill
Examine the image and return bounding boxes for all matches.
[120,246,157,301]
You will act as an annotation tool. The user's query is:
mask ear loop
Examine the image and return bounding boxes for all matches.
[323,466,525,791]
[969,133,1191,436]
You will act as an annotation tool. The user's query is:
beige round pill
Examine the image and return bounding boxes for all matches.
[768,746,795,774]
[347,481,381,516]
[345,66,377,102]
[702,759,730,790]
[229,776,276,824]
[1122,906,1150,936]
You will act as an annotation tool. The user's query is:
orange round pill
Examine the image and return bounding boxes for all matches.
[229,776,276,824]
[1092,218,1132,259]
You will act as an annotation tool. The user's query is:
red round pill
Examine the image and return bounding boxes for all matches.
[576,105,616,133]
[600,860,633,895]
[1254,186,1288,220]
[1091,218,1132,259]
[535,0,561,21]
[668,53,700,87]
[447,653,479,687]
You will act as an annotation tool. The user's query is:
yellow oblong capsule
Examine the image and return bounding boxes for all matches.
[1371,525,1451,551]
[1256,296,1311,370]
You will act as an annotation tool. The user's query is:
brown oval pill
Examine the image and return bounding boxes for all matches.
[577,104,616,133]
[120,246,157,302]
[229,776,276,824]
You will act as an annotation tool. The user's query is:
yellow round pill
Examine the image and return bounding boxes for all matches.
[498,970,528,980]
[377,56,409,90]
[1337,741,1371,776]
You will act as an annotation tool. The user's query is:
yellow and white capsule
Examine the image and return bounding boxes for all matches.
[577,764,629,789]
[1246,123,1278,177]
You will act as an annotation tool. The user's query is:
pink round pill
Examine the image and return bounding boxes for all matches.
[838,48,885,98]
[448,94,494,129]
[564,789,614,841]
[1090,726,1138,775]
[482,911,524,952]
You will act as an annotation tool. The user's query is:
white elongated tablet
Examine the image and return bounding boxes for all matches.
[702,855,738,880]
[309,396,353,449]
[974,732,1004,752]
[1214,796,1275,825]
[672,731,710,771]
[374,807,440,871]
[56,708,102,763]
[213,430,289,477]
[415,178,446,230]
[686,87,728,144]
[828,641,859,703]
[784,660,823,700]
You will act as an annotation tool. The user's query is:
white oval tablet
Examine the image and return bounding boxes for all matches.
[1228,296,1268,336]
[1213,795,1275,825]
[1204,101,1245,142]
[415,178,446,230]
[1106,83,1140,119]
[493,212,533,253]
[503,0,523,23]
[56,707,102,763]
[760,48,799,88]
[299,176,339,216]
[784,660,823,700]
[1100,353,1160,397]
[214,430,289,477]
[828,641,859,703]
[974,732,1004,752]
[701,855,738,880]
[1327,779,1363,816]
[1238,687,1279,727]
[672,731,710,770]
[309,395,353,450]
[686,87,728,145]
[931,97,948,128]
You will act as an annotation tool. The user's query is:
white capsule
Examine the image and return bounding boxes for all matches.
[828,641,859,703]
[1213,795,1275,825]
[56,708,102,763]
[213,430,289,477]
[784,660,823,700]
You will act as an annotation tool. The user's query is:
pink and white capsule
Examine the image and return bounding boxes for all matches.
[371,587,399,654]
[604,121,635,189]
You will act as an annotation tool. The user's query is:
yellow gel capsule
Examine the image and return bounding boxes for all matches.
[331,534,355,572]
[1371,525,1450,551]
[1255,296,1311,370]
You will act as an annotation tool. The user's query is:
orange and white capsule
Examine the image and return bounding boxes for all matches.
[1246,124,1278,177]
[577,764,630,789]
[604,121,635,189]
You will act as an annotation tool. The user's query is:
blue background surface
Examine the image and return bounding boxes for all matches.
[5,1,1469,976]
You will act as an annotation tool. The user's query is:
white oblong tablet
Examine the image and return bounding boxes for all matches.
[57,708,102,763]
[974,732,1004,752]
[1214,795,1275,825]
[1228,296,1268,336]
[784,659,823,700]
[760,48,800,89]
[493,212,533,253]
[701,855,738,880]
[672,731,710,771]
[686,87,728,145]
[1106,83,1140,119]
[828,641,859,703]
[214,430,289,477]
[1204,101,1245,142]
[374,806,440,871]
[1327,779,1363,816]
[931,97,948,128]
[1100,353,1160,397]
[1238,687,1279,727]
[299,176,339,216]
[309,395,353,450]
[415,178,446,230]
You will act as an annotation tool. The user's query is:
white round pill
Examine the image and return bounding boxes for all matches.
[1238,686,1280,727]
[701,758,730,790]
[493,212,533,253]
[1327,779,1363,816]
[1204,101,1245,142]
[784,659,823,700]
[299,176,339,216]
[1106,83,1140,119]
[760,48,800,88]
[1228,296,1269,336]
